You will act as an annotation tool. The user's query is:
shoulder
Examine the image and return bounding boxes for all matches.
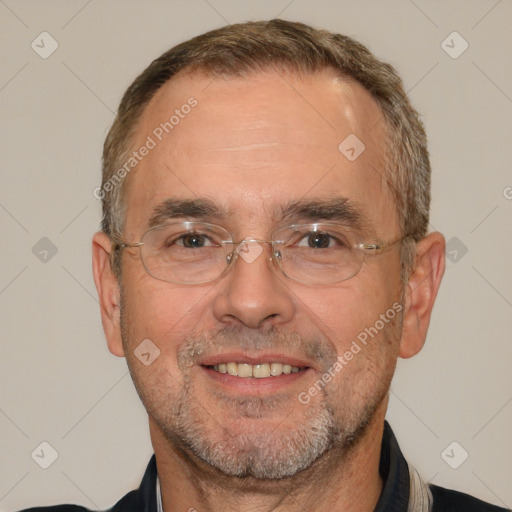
[17,507,90,512]
[431,484,510,512]
[16,490,140,512]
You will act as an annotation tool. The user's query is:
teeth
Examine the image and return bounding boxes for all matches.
[238,364,252,378]
[270,363,282,376]
[227,362,238,376]
[253,364,270,378]
[210,362,302,378]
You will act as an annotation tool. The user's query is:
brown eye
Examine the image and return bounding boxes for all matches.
[179,234,208,248]
[307,233,330,248]
[297,232,336,249]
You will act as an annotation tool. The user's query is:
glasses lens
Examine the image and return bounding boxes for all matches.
[274,224,365,284]
[140,222,232,284]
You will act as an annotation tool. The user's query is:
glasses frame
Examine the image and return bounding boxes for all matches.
[113,221,409,285]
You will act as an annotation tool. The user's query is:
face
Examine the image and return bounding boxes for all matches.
[114,69,406,479]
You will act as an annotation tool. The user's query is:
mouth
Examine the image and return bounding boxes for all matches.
[206,362,304,378]
[198,354,314,394]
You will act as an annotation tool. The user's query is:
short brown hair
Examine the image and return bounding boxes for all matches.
[101,19,430,279]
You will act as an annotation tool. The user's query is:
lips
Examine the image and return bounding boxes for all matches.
[199,353,313,381]
[208,362,302,378]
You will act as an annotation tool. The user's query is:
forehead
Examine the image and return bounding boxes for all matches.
[139,68,382,153]
[123,68,398,237]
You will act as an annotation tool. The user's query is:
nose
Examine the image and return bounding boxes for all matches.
[211,241,295,329]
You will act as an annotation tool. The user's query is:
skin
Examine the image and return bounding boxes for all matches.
[93,68,445,512]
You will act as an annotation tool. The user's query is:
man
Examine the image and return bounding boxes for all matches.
[22,19,507,512]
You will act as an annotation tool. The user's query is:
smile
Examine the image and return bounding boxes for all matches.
[207,362,303,378]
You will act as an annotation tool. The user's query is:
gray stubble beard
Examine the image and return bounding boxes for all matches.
[122,310,400,481]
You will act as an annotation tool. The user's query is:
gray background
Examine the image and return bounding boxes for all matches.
[1,0,511,509]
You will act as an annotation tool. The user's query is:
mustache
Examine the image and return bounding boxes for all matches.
[177,325,338,371]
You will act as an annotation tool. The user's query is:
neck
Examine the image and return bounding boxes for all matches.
[151,403,387,512]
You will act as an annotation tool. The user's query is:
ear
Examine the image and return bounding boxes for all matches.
[399,232,445,359]
[92,232,124,357]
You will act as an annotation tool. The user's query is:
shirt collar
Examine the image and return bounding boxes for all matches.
[156,475,163,512]
[374,421,411,511]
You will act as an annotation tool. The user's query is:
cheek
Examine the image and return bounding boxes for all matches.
[119,279,218,406]
[311,297,401,418]
[120,270,218,355]
[294,275,400,353]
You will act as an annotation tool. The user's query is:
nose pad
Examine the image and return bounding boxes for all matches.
[225,243,282,275]
[273,248,282,266]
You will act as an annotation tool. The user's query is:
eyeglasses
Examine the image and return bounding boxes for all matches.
[114,221,405,285]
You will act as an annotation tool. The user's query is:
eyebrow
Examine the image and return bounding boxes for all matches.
[147,198,228,229]
[147,196,377,236]
[280,198,377,236]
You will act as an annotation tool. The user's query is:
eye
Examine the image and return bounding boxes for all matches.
[297,232,343,249]
[298,233,335,249]
[170,233,216,249]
